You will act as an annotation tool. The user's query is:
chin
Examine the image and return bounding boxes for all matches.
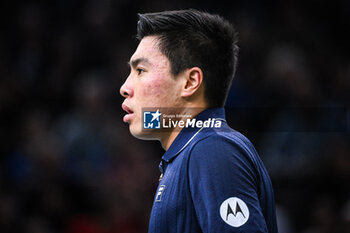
[129,124,159,141]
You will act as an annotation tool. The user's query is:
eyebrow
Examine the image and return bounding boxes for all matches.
[128,57,151,69]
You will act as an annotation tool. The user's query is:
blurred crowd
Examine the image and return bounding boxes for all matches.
[0,0,349,232]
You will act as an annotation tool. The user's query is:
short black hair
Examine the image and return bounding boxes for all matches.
[136,9,239,107]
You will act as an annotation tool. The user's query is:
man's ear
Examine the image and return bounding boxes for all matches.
[181,67,204,98]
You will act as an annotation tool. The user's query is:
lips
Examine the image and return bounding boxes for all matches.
[122,104,133,114]
[122,103,134,123]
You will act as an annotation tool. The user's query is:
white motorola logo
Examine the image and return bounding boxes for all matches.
[220,197,249,227]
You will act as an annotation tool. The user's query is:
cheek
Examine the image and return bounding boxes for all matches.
[142,78,170,100]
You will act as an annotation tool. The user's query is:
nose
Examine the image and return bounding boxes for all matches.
[120,77,133,98]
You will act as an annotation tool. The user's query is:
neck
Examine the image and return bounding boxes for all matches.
[159,106,206,150]
[160,129,180,150]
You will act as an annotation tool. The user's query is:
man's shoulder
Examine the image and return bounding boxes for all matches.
[188,124,254,154]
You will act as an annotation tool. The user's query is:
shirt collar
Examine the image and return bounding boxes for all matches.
[161,107,226,163]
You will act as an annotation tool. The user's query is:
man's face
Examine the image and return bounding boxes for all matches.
[120,36,184,139]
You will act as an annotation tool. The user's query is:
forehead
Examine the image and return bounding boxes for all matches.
[130,36,170,69]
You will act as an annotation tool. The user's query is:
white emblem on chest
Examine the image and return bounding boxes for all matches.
[155,185,166,202]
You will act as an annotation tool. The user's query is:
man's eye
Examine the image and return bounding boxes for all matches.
[136,68,145,75]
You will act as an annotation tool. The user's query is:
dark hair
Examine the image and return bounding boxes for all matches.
[136,9,239,107]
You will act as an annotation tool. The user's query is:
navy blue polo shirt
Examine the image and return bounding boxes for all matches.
[148,108,278,233]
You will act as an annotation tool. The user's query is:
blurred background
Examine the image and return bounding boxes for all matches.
[0,0,349,232]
